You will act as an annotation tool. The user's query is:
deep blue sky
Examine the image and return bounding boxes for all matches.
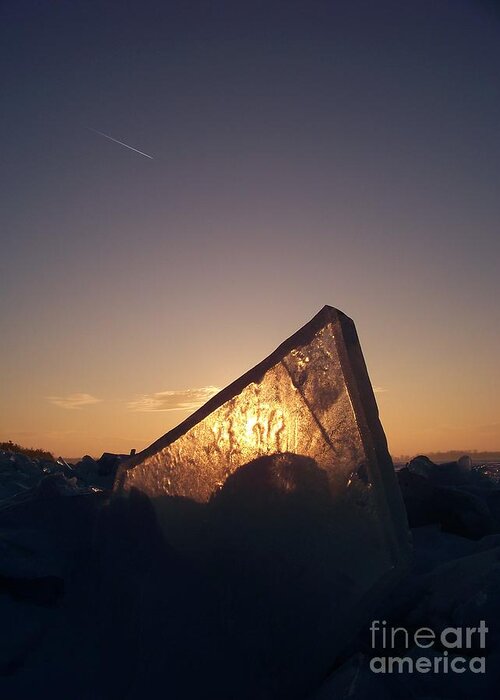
[1,0,499,456]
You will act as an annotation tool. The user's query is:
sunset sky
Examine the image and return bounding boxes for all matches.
[1,0,499,458]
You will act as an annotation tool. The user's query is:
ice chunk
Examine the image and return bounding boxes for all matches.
[113,305,411,696]
[117,305,409,556]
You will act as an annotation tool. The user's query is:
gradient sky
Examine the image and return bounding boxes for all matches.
[1,0,499,458]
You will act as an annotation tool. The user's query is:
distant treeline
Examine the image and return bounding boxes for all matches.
[396,450,500,463]
[0,440,54,461]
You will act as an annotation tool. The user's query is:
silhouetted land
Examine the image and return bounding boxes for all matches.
[0,440,54,461]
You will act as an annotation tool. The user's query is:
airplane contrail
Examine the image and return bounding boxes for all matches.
[87,127,154,159]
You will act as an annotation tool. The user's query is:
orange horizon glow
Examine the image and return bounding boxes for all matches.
[1,321,498,461]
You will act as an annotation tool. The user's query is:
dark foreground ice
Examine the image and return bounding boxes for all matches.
[0,452,499,699]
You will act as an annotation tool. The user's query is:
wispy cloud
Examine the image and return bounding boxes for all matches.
[47,393,102,410]
[127,386,220,413]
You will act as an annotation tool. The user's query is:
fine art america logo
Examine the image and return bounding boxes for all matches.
[369,620,488,674]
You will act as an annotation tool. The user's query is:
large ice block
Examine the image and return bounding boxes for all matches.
[118,307,406,530]
[113,305,411,697]
[116,305,409,559]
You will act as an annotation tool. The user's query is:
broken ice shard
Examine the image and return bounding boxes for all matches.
[115,304,410,565]
[112,306,411,697]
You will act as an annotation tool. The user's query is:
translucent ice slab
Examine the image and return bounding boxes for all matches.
[113,306,411,697]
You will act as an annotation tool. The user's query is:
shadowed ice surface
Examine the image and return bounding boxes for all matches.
[109,306,411,696]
